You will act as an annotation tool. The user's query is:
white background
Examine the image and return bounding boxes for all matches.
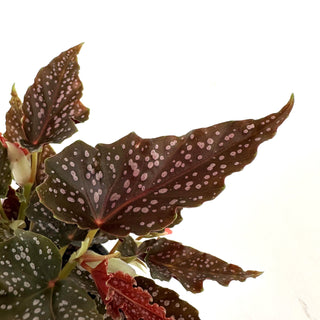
[0,1,319,319]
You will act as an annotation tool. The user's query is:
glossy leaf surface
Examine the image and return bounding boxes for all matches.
[38,97,293,236]
[20,44,89,151]
[141,238,262,293]
[87,259,171,320]
[0,229,102,319]
[135,276,200,320]
[0,142,11,198]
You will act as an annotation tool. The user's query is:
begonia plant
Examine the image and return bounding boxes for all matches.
[0,44,294,319]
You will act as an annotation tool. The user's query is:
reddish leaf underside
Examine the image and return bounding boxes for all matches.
[141,238,262,293]
[37,96,293,236]
[20,44,89,151]
[87,259,171,320]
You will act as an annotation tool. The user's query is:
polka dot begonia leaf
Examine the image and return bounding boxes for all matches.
[4,85,25,144]
[0,142,12,198]
[25,193,87,248]
[141,238,263,293]
[69,265,106,315]
[37,96,293,237]
[0,229,102,319]
[135,276,200,320]
[19,44,89,151]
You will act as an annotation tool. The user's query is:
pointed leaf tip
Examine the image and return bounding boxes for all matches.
[38,98,294,236]
[141,238,263,293]
[281,94,294,116]
[20,44,88,151]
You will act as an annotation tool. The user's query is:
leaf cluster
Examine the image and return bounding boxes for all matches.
[0,45,293,319]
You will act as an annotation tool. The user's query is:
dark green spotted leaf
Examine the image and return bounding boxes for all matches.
[70,265,99,294]
[0,221,14,242]
[0,142,11,198]
[118,236,138,257]
[37,96,293,237]
[4,84,25,144]
[20,44,89,151]
[69,265,106,315]
[0,229,102,319]
[135,276,200,320]
[141,238,262,293]
[26,193,87,248]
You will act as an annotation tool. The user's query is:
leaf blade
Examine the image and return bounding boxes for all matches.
[26,193,87,248]
[20,44,89,151]
[86,259,171,320]
[4,84,25,143]
[0,229,102,319]
[141,237,262,293]
[135,276,200,320]
[37,97,293,236]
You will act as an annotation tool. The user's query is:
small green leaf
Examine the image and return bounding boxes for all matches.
[20,44,89,151]
[0,142,11,198]
[37,97,293,237]
[0,229,102,319]
[118,236,138,257]
[141,237,262,293]
[135,276,200,320]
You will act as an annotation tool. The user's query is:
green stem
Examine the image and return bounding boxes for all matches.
[58,228,99,280]
[17,151,38,222]
[29,152,38,184]
[109,239,122,254]
[17,182,33,221]
[59,245,68,257]
[86,228,99,244]
[29,221,34,231]
[58,260,77,280]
